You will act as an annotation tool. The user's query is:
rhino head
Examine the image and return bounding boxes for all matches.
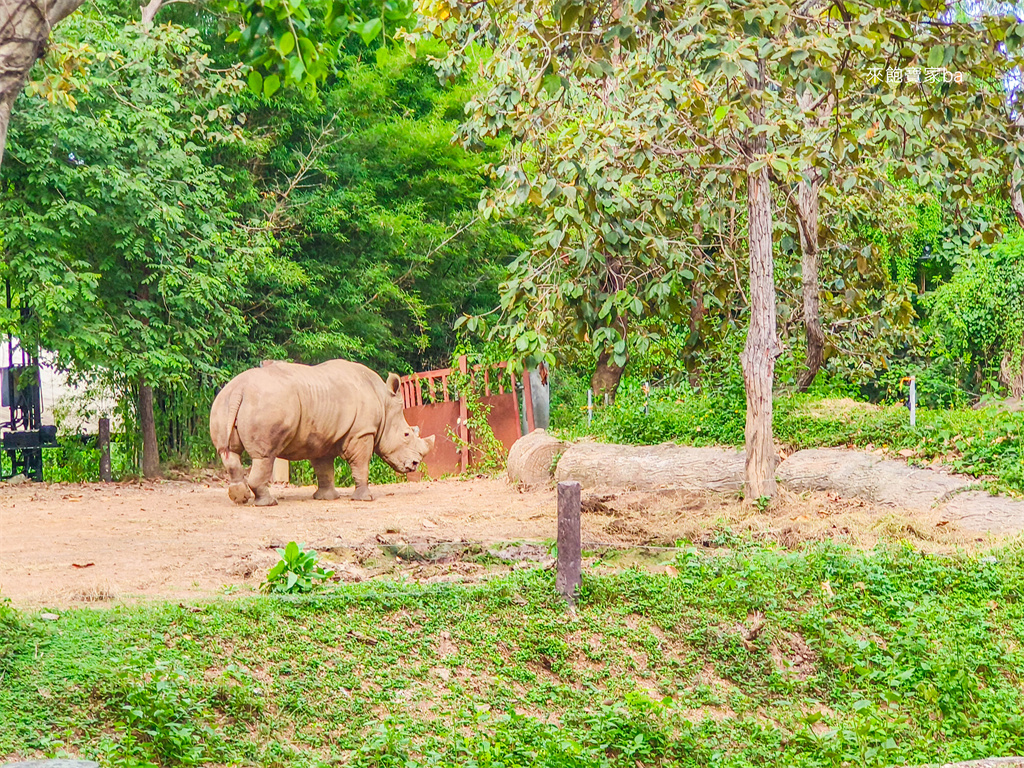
[379,373,436,473]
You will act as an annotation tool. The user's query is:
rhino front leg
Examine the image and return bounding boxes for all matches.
[311,456,341,501]
[346,436,374,501]
[247,457,278,507]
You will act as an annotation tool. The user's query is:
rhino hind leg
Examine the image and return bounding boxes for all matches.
[311,456,341,501]
[247,457,278,507]
[222,450,253,505]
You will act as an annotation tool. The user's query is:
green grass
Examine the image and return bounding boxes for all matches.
[559,378,1024,496]
[3,541,1024,767]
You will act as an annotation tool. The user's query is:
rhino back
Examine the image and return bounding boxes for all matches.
[237,361,388,460]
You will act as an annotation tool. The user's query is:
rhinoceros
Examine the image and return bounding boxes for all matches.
[209,359,435,505]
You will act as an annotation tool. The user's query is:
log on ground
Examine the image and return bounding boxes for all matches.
[554,442,746,492]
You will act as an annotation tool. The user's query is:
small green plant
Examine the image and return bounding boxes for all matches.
[261,541,334,594]
[754,495,772,512]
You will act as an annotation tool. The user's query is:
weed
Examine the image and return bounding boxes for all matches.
[261,541,334,594]
[447,365,507,475]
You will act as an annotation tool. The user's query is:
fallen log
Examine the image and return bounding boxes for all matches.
[554,442,746,493]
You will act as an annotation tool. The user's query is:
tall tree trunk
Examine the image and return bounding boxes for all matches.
[741,56,782,500]
[0,0,87,170]
[591,350,627,402]
[795,169,824,391]
[591,253,628,402]
[1011,159,1024,230]
[139,381,160,479]
[140,0,164,25]
[687,222,706,389]
[1002,338,1024,399]
[742,164,781,499]
[793,90,831,392]
[0,93,15,170]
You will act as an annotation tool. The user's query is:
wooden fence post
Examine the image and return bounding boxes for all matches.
[98,417,112,482]
[556,480,582,606]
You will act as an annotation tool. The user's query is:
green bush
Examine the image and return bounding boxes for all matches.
[41,436,135,483]
[926,232,1024,396]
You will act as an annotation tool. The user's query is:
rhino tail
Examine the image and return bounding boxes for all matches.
[219,388,245,462]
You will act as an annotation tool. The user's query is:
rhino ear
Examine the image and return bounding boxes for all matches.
[424,434,435,453]
[386,373,401,396]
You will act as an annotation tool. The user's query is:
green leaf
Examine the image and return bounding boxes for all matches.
[355,17,383,45]
[285,541,299,561]
[278,31,295,55]
[927,46,944,68]
[264,74,281,97]
[247,70,263,95]
[542,74,565,97]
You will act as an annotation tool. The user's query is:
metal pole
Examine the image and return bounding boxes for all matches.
[587,389,593,426]
[909,376,916,428]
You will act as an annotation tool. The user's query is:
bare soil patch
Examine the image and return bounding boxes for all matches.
[0,475,1003,607]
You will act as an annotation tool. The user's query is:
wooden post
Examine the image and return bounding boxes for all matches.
[556,481,582,606]
[98,417,112,482]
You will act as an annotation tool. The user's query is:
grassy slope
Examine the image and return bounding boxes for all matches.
[3,542,1024,767]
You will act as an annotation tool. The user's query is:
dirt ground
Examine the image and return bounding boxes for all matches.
[0,474,1012,607]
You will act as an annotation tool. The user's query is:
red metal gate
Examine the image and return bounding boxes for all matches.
[400,356,534,478]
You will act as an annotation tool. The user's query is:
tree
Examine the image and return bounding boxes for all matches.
[0,0,398,173]
[0,0,87,168]
[1,17,266,476]
[421,0,1024,498]
[225,41,526,373]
